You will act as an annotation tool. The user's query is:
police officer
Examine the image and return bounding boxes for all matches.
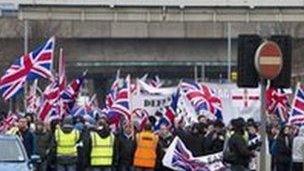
[54,116,81,171]
[133,122,159,171]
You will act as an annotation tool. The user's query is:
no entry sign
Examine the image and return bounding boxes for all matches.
[255,41,283,79]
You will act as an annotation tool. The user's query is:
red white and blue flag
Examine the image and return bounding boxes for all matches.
[266,87,289,123]
[105,74,120,108]
[107,76,131,125]
[26,80,40,113]
[61,72,86,114]
[0,37,55,100]
[181,80,223,120]
[289,84,304,126]
[38,80,60,122]
[0,112,19,133]
[162,137,226,171]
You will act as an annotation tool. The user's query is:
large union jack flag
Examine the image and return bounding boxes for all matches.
[180,80,223,120]
[289,84,304,126]
[0,37,55,101]
[265,87,289,123]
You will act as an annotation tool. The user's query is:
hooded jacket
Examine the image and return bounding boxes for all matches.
[292,126,304,163]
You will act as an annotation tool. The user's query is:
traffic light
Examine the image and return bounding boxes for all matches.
[270,35,292,88]
[237,35,262,88]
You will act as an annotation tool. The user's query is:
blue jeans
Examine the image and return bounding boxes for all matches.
[230,165,249,171]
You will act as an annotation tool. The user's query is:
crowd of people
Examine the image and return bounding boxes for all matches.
[0,111,304,171]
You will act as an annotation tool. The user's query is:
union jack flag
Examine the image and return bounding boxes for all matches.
[265,87,289,123]
[181,80,223,120]
[105,76,120,108]
[171,139,209,171]
[61,72,86,114]
[38,80,60,122]
[0,37,55,101]
[132,108,149,131]
[289,84,304,126]
[107,76,131,124]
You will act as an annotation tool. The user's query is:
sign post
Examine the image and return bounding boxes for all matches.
[255,40,283,171]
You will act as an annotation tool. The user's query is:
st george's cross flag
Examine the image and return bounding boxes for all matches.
[0,37,55,100]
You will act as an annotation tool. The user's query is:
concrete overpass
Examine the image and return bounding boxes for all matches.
[0,0,304,81]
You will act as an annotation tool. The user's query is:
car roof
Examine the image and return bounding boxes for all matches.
[0,134,18,140]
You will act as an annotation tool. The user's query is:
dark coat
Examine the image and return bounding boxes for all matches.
[274,135,292,164]
[34,130,52,160]
[116,132,136,166]
[156,133,174,171]
[228,132,253,167]
[18,128,35,157]
[204,131,225,154]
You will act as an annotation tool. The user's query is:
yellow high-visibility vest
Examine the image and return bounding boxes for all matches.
[55,128,79,156]
[90,132,114,166]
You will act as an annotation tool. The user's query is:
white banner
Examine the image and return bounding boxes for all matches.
[162,137,226,171]
[131,94,172,116]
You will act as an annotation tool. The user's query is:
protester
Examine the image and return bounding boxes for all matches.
[292,126,304,171]
[176,122,206,156]
[116,123,136,171]
[228,118,255,171]
[34,121,53,171]
[54,116,81,171]
[17,117,35,157]
[156,124,174,171]
[273,125,293,171]
[133,122,159,171]
[86,119,117,171]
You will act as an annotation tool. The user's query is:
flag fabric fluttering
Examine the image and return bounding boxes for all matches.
[0,37,55,100]
[38,80,60,122]
[61,72,86,114]
[105,71,121,108]
[26,80,40,113]
[180,80,223,120]
[0,112,19,133]
[148,75,163,88]
[289,83,304,126]
[265,87,289,123]
[107,76,131,125]
[162,137,226,171]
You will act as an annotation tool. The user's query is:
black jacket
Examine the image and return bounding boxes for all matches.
[34,130,52,160]
[204,131,224,154]
[18,129,35,157]
[156,133,174,171]
[274,135,292,164]
[228,132,253,167]
[116,132,136,166]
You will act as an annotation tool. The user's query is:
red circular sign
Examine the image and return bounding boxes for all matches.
[255,41,283,79]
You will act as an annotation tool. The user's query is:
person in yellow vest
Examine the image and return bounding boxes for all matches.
[54,116,81,171]
[87,119,117,171]
[133,122,159,171]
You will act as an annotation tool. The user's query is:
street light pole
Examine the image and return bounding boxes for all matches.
[23,20,29,111]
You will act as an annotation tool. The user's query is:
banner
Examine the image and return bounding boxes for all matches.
[162,137,226,171]
[131,94,172,116]
[203,83,261,123]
